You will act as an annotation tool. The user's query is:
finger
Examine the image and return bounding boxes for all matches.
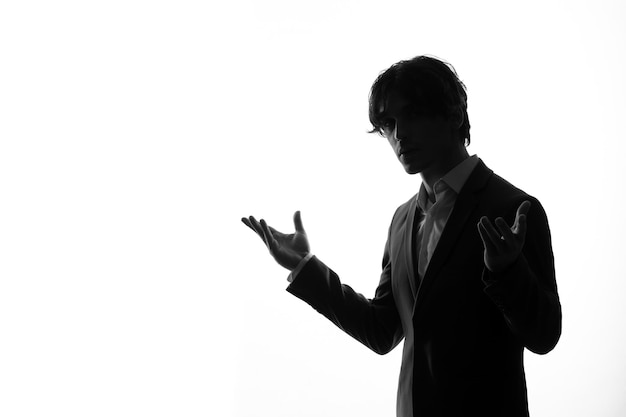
[494,217,515,242]
[293,210,305,233]
[242,218,265,242]
[517,213,528,244]
[241,217,256,232]
[260,219,277,251]
[479,217,504,247]
[477,222,499,254]
[512,200,531,231]
[248,216,268,243]
[247,216,261,233]
[516,200,531,218]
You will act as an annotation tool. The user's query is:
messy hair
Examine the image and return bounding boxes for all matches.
[368,55,471,146]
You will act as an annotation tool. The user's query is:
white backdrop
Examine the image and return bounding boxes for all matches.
[1,1,625,416]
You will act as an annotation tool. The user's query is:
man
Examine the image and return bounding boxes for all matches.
[242,55,561,417]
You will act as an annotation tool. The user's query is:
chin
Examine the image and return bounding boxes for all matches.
[402,163,423,175]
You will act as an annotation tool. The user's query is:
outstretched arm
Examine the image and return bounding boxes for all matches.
[242,210,404,355]
[286,233,404,355]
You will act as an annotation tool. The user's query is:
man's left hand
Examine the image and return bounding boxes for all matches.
[477,200,531,273]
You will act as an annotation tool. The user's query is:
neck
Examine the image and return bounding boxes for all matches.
[420,147,470,198]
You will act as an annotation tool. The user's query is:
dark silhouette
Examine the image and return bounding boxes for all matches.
[242,55,561,417]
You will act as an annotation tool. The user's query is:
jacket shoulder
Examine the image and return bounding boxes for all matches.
[482,173,550,227]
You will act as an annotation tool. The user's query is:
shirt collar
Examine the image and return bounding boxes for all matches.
[416,154,480,209]
[440,154,480,194]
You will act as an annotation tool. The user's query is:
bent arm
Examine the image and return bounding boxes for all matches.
[483,198,562,354]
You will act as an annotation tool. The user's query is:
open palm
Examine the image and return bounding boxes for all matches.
[477,200,531,273]
[242,211,310,271]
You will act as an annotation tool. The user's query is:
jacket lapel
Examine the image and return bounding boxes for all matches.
[403,196,421,298]
[412,160,493,314]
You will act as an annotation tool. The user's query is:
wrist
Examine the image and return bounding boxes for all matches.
[287,253,314,282]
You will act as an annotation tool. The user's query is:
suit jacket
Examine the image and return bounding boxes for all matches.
[287,159,562,417]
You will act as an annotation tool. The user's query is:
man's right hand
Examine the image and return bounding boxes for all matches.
[241,211,310,271]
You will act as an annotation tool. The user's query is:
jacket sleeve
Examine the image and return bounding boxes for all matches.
[286,231,404,355]
[482,197,562,354]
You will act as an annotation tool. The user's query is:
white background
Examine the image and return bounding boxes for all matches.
[1,1,625,416]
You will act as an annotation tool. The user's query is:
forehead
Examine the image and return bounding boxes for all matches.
[378,89,420,116]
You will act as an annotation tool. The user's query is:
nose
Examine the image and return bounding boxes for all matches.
[391,126,398,141]
[392,122,405,142]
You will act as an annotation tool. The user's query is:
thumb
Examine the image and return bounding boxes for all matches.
[293,210,305,233]
[517,213,528,243]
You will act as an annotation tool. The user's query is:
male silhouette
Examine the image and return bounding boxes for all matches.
[242,55,561,417]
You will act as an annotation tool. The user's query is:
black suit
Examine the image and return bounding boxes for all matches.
[287,159,561,417]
